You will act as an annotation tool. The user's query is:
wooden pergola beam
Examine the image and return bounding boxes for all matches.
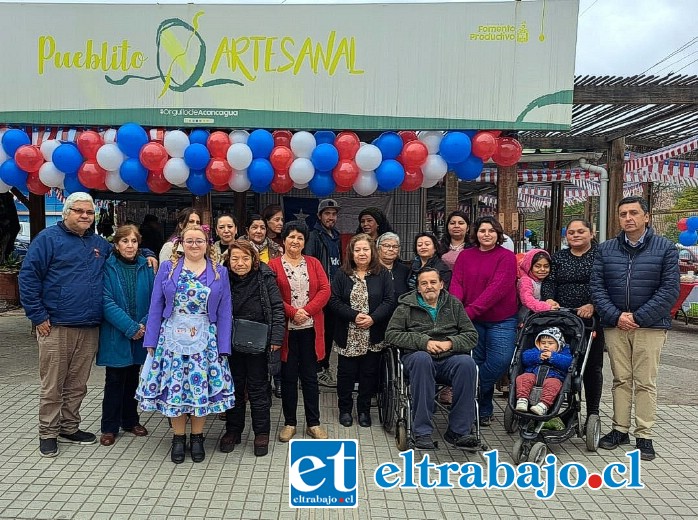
[574,85,698,104]
[519,135,610,150]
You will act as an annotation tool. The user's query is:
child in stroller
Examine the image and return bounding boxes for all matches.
[514,327,572,416]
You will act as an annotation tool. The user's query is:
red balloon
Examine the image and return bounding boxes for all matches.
[270,146,294,171]
[398,131,419,144]
[139,142,168,171]
[471,132,498,160]
[15,145,44,173]
[273,130,292,149]
[486,130,503,137]
[401,140,429,169]
[678,218,689,231]
[26,173,50,195]
[335,183,351,192]
[207,131,231,159]
[271,172,294,193]
[205,158,233,185]
[146,170,172,194]
[492,137,523,167]
[77,160,107,189]
[212,183,229,192]
[401,167,423,192]
[332,159,360,188]
[76,130,104,160]
[334,132,360,160]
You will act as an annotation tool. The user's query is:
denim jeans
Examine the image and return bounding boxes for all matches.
[473,317,518,418]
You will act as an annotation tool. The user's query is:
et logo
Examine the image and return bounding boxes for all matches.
[289,439,358,508]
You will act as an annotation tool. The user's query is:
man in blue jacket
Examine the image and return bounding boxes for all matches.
[591,196,679,461]
[19,192,157,458]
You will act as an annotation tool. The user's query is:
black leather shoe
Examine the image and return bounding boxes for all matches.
[190,433,205,463]
[273,385,282,399]
[171,434,186,464]
[339,412,353,427]
[599,429,630,450]
[358,412,372,428]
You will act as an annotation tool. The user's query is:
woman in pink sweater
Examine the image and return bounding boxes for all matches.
[517,248,559,320]
[450,216,518,426]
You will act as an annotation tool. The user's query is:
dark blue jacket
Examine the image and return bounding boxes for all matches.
[590,228,679,329]
[19,222,111,326]
[521,344,572,381]
[305,222,342,282]
[97,255,155,367]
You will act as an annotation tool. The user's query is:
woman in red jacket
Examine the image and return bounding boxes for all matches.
[268,221,331,443]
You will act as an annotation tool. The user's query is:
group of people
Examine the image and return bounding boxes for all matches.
[19,192,678,464]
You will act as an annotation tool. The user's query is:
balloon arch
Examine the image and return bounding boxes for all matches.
[0,125,522,198]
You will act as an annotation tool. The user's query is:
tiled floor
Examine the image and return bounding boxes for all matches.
[1,310,697,519]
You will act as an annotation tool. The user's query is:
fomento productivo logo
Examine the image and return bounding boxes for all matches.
[374,449,644,500]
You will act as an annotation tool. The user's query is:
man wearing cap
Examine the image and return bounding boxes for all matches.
[306,199,342,387]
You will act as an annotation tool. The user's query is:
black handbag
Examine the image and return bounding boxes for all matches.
[232,319,269,354]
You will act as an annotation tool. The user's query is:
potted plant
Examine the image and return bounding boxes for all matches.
[0,254,22,306]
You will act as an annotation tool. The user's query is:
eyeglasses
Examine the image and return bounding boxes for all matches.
[69,208,96,216]
[183,239,207,246]
[380,244,399,250]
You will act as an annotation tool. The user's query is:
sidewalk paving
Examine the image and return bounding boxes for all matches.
[1,309,697,519]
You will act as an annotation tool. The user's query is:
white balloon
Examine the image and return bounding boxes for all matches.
[422,154,448,180]
[163,158,190,185]
[38,162,65,188]
[40,140,60,162]
[289,158,315,184]
[227,143,253,170]
[229,169,251,192]
[176,182,188,188]
[0,177,10,193]
[229,130,249,144]
[163,130,189,158]
[293,182,308,189]
[290,131,316,159]
[355,144,382,171]
[418,131,444,155]
[96,144,125,171]
[353,170,378,196]
[421,177,441,188]
[103,128,117,144]
[105,170,129,192]
[0,146,7,164]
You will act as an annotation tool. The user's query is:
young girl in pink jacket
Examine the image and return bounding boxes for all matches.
[517,249,559,317]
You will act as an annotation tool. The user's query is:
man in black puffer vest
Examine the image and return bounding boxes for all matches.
[591,196,679,461]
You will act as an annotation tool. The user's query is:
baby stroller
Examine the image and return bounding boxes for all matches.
[504,309,600,464]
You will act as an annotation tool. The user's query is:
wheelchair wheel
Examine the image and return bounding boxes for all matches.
[529,442,547,466]
[585,413,601,452]
[503,405,519,434]
[396,420,408,451]
[377,349,396,433]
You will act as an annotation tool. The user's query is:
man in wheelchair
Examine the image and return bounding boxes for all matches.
[385,267,479,450]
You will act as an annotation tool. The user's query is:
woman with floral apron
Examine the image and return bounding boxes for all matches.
[138,224,234,464]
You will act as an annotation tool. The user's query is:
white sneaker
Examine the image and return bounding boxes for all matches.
[530,403,548,416]
[515,398,529,412]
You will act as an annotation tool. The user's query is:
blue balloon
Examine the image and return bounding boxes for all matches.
[311,143,339,172]
[187,170,212,196]
[453,156,484,181]
[0,159,27,187]
[374,132,403,160]
[524,229,533,238]
[314,131,336,145]
[464,130,478,138]
[116,123,149,158]
[52,144,85,175]
[183,143,211,170]
[375,160,405,191]
[679,230,698,247]
[120,158,148,189]
[63,174,88,195]
[251,183,271,194]
[247,129,274,159]
[686,216,698,233]
[247,158,274,186]
[439,132,472,165]
[189,129,210,146]
[2,129,30,157]
[308,171,335,197]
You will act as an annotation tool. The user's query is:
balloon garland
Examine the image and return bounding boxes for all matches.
[0,125,522,197]
[678,217,698,246]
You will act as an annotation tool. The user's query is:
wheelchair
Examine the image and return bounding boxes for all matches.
[377,347,487,452]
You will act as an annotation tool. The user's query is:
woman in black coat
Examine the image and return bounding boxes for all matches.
[407,232,452,290]
[329,233,395,428]
[221,239,285,457]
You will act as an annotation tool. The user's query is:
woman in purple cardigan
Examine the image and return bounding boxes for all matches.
[450,216,518,426]
[137,224,234,464]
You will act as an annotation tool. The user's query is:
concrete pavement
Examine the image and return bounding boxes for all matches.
[1,308,697,519]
